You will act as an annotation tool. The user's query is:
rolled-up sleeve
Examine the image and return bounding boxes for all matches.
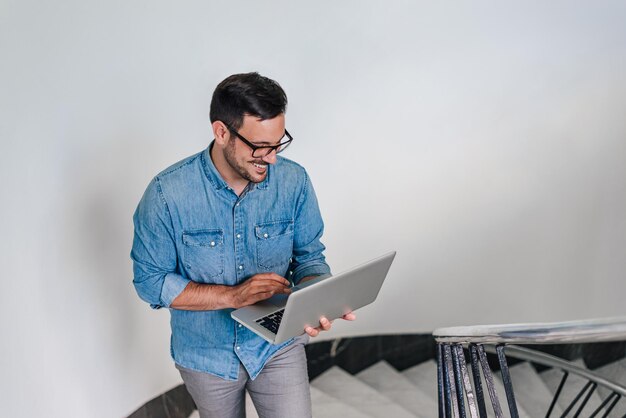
[131,178,190,309]
[290,173,331,284]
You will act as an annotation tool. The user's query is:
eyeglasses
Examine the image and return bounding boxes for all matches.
[223,122,293,158]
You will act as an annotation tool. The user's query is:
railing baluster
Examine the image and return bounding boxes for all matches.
[437,344,446,418]
[573,382,597,417]
[560,381,594,417]
[452,344,467,418]
[434,319,626,418]
[589,392,618,418]
[441,344,453,417]
[601,393,620,418]
[496,345,519,418]
[477,344,504,418]
[444,344,461,417]
[455,344,479,418]
[546,371,568,418]
[469,344,488,418]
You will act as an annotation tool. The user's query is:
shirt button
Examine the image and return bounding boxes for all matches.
[238,265,243,270]
[236,234,241,239]
[263,233,269,238]
[210,241,215,247]
[236,346,241,350]
[236,203,240,207]
[238,324,242,328]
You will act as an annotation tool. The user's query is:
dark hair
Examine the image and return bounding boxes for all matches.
[209,72,288,130]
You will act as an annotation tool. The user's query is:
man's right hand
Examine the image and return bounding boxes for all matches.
[229,273,291,309]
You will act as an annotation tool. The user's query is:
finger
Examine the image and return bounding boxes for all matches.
[250,282,291,293]
[305,326,319,337]
[251,278,291,289]
[319,317,332,331]
[254,273,291,287]
[343,312,356,321]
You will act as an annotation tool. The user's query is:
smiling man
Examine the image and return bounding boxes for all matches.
[131,72,353,418]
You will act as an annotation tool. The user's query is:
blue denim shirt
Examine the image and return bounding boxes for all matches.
[131,144,330,380]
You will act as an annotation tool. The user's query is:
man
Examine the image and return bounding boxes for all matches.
[131,72,354,418]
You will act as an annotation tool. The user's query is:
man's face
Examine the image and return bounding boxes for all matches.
[222,114,285,184]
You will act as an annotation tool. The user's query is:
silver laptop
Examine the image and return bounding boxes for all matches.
[231,251,396,344]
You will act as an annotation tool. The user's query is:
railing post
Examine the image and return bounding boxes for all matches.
[573,381,597,417]
[588,391,620,418]
[496,344,519,418]
[451,344,467,418]
[455,344,479,418]
[469,344,488,418]
[561,381,594,417]
[437,344,446,418]
[443,344,460,417]
[477,344,504,418]
[546,371,568,418]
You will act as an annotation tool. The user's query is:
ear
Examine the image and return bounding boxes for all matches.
[212,121,230,146]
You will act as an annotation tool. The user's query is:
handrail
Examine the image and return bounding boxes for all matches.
[434,317,626,417]
[485,345,626,397]
[433,316,626,344]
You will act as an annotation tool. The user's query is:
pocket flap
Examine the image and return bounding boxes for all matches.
[182,229,223,247]
[255,220,294,240]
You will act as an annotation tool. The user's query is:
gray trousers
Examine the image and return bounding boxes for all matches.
[177,339,312,418]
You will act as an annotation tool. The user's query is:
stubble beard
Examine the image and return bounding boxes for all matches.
[223,139,266,183]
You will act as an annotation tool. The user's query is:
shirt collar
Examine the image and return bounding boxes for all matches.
[202,141,270,191]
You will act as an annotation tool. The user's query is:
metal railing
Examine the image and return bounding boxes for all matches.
[433,317,626,418]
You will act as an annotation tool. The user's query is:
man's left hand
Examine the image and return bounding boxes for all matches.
[304,312,356,337]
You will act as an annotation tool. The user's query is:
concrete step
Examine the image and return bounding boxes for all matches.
[401,360,438,401]
[593,357,626,416]
[355,361,436,417]
[189,387,368,418]
[310,386,373,418]
[540,359,604,415]
[311,366,418,418]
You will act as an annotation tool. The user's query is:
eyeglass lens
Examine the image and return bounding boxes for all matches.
[252,138,291,157]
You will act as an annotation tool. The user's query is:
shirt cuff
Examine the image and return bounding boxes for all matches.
[161,273,191,308]
[292,263,331,285]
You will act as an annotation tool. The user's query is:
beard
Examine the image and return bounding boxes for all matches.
[223,138,267,183]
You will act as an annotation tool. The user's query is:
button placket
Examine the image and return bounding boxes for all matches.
[233,197,245,278]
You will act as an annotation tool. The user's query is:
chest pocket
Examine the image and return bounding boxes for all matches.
[182,229,224,282]
[255,220,294,271]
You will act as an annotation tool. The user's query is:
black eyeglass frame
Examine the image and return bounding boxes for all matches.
[223,122,293,158]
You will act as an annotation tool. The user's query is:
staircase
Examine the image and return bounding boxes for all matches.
[157,318,626,418]
[185,354,626,417]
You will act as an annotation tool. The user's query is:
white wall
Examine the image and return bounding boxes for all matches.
[2,1,626,416]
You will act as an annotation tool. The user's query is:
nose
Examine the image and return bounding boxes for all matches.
[262,149,277,164]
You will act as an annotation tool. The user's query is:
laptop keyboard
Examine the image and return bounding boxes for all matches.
[255,309,285,334]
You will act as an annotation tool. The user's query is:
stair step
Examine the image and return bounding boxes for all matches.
[506,362,563,417]
[190,388,368,418]
[540,359,604,415]
[592,357,626,416]
[355,361,436,417]
[401,360,438,401]
[311,366,418,418]
[310,386,373,418]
